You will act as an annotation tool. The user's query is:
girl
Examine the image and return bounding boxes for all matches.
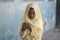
[20,4,43,40]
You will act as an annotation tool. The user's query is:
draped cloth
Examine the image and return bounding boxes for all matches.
[20,4,43,40]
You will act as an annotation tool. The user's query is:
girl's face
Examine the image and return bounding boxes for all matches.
[28,7,35,20]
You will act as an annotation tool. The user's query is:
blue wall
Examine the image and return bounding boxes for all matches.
[0,0,56,40]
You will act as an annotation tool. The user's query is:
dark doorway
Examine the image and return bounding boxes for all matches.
[56,0,60,28]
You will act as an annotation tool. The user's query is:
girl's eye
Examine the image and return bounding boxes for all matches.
[33,12,35,14]
[29,12,31,14]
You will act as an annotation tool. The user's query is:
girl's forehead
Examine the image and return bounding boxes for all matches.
[29,7,35,10]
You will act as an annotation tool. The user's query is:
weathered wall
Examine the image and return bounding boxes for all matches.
[0,0,56,40]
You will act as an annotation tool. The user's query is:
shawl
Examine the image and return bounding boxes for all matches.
[20,4,43,40]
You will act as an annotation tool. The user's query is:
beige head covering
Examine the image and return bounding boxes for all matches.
[20,4,43,40]
[22,4,42,24]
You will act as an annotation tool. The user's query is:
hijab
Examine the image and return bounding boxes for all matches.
[22,4,43,29]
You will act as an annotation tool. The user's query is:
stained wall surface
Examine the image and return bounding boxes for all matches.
[0,0,56,40]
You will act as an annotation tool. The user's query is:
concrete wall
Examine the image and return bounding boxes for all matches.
[0,0,56,40]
